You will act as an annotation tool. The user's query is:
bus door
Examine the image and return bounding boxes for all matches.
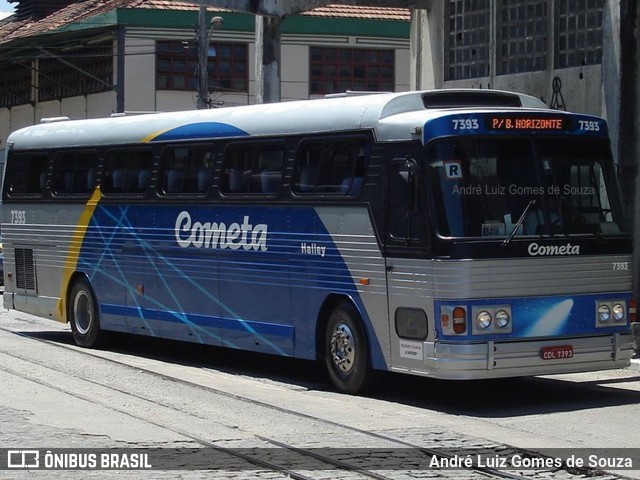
[385,153,433,370]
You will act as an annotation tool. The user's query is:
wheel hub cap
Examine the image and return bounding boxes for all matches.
[330,323,355,373]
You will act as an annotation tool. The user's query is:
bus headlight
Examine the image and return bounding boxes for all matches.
[598,304,611,322]
[495,310,510,328]
[612,303,625,321]
[476,311,492,329]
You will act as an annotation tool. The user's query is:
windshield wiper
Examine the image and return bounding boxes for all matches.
[502,198,537,247]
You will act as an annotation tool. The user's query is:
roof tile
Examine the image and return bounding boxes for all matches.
[0,1,410,45]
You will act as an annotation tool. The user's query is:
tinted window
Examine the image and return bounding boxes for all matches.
[220,144,284,195]
[159,145,216,195]
[103,149,153,195]
[52,151,97,197]
[4,153,49,197]
[292,139,366,195]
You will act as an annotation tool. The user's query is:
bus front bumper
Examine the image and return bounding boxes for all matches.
[411,333,634,380]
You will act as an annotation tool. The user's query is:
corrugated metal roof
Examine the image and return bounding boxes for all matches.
[0,1,410,45]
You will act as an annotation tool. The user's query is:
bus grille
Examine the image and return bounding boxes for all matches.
[15,248,36,292]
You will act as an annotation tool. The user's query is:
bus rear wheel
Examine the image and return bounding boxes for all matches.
[68,278,102,348]
[324,301,372,394]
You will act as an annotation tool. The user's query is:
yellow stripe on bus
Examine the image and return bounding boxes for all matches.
[56,186,102,322]
[141,128,170,143]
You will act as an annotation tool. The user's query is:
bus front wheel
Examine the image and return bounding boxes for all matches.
[68,278,102,348]
[324,302,372,394]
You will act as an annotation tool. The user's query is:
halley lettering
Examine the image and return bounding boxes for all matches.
[175,211,268,251]
[527,242,580,256]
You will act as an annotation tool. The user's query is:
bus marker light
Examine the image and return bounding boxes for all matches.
[476,310,492,329]
[359,277,370,286]
[612,303,625,321]
[495,309,510,328]
[629,299,637,323]
[452,307,466,334]
[597,304,611,322]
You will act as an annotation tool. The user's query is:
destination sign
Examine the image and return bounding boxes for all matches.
[423,112,608,141]
[485,114,571,131]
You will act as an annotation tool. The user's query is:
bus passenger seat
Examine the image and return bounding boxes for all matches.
[261,171,281,194]
[166,169,185,193]
[197,168,213,192]
[341,176,363,194]
[87,168,96,190]
[228,168,245,192]
[298,165,317,192]
[138,169,151,190]
[112,168,126,192]
[64,171,74,193]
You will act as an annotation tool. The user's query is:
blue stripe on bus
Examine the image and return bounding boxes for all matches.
[101,303,294,346]
[77,204,386,366]
[147,122,249,142]
[436,292,631,341]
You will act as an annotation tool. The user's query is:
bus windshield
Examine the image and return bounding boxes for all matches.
[427,137,626,238]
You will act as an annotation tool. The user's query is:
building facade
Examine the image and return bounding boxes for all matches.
[433,0,610,117]
[0,1,618,146]
[0,1,411,143]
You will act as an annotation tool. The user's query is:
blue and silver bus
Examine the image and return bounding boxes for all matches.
[1,90,634,393]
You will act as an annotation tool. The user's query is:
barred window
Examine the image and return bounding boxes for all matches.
[0,62,31,108]
[309,47,394,95]
[555,0,602,68]
[446,0,491,80]
[156,40,248,93]
[499,0,547,74]
[38,42,113,102]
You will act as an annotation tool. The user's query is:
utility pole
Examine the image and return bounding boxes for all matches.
[197,6,208,109]
[255,15,282,103]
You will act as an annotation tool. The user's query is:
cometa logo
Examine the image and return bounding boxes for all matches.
[527,242,580,256]
[175,211,268,251]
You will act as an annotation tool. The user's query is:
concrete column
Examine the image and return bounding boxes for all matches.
[618,0,639,227]
[602,0,621,156]
[409,9,434,90]
[618,0,640,346]
[410,3,443,90]
[255,15,282,103]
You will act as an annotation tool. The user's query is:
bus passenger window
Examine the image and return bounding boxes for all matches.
[159,146,215,196]
[220,144,284,195]
[292,139,366,196]
[52,152,97,197]
[4,154,49,197]
[103,149,153,195]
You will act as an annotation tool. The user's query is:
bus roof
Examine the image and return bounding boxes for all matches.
[7,89,554,150]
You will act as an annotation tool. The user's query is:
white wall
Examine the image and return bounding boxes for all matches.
[124,38,157,112]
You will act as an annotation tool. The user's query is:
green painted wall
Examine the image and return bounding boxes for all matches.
[54,8,409,39]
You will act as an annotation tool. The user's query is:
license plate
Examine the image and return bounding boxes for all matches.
[541,345,574,360]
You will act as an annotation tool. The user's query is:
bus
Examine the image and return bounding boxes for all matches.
[1,89,634,393]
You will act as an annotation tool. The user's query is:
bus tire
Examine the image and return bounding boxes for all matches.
[324,301,372,394]
[68,278,102,348]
